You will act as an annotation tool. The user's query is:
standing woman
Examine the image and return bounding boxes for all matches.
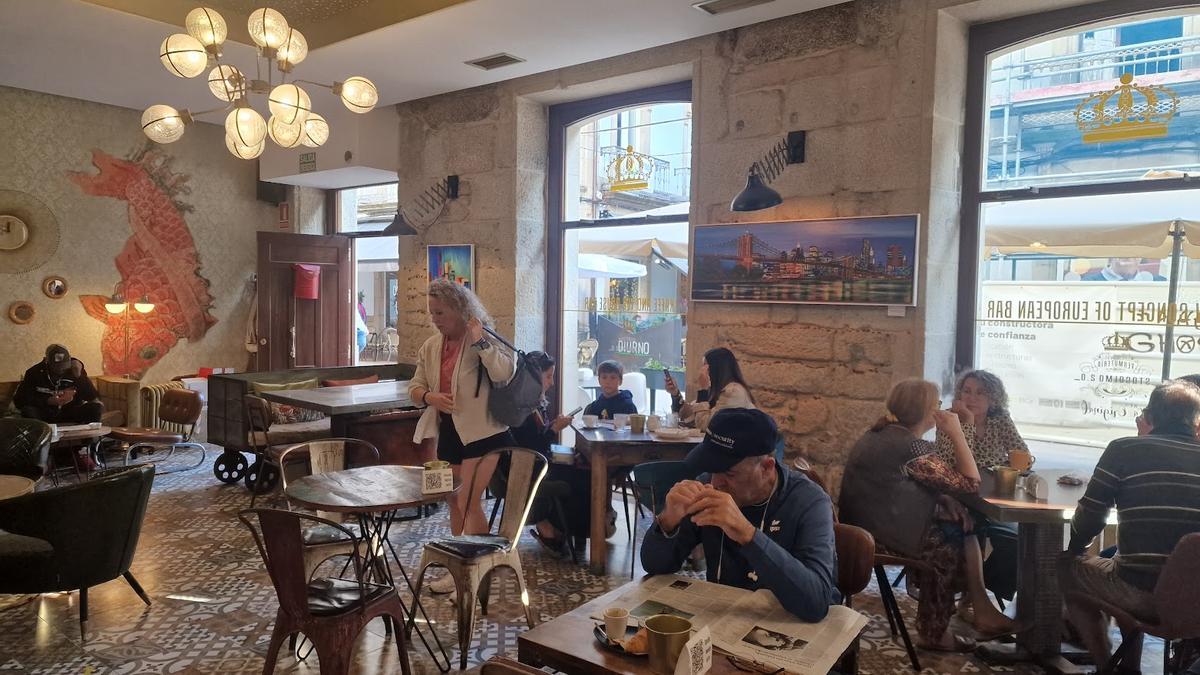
[665,347,755,431]
[409,279,516,544]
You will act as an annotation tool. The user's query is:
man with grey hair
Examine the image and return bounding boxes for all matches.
[1059,379,1200,666]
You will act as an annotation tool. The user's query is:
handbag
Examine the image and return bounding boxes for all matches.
[474,326,545,427]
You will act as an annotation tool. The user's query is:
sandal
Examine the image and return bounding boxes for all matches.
[919,634,977,653]
[973,621,1028,643]
[529,528,567,557]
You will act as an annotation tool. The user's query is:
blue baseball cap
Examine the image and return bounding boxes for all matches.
[683,408,779,475]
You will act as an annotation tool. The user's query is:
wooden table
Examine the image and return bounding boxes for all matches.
[518,580,742,674]
[572,423,699,574]
[260,380,414,437]
[285,464,458,672]
[0,475,35,500]
[961,468,1090,673]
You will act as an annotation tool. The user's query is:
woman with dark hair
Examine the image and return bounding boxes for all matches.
[665,347,755,431]
[839,378,1019,652]
[512,351,598,556]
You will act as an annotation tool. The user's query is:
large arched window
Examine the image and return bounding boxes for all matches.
[961,2,1200,451]
[548,82,692,420]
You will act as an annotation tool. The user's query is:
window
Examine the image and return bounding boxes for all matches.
[334,183,400,363]
[963,6,1200,450]
[549,82,692,422]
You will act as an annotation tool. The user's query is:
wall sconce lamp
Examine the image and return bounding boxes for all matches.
[730,130,806,212]
[105,293,155,378]
[384,175,460,235]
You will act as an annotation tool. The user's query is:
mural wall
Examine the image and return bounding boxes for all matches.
[0,86,276,382]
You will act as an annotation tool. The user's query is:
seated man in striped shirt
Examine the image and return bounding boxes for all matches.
[1060,379,1200,667]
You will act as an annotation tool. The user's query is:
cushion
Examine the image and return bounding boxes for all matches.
[427,534,510,559]
[0,529,55,587]
[320,375,379,388]
[249,418,332,447]
[306,577,391,616]
[251,379,324,426]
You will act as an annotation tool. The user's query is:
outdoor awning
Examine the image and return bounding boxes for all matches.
[576,221,689,258]
[982,190,1200,258]
[576,253,646,279]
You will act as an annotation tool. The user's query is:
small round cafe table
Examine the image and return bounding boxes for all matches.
[0,475,35,500]
[285,465,459,673]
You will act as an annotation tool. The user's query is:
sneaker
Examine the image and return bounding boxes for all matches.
[428,574,456,594]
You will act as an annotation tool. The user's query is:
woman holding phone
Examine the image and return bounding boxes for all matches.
[664,347,755,431]
[512,351,598,556]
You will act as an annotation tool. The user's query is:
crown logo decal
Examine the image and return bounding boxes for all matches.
[605,145,653,192]
[1075,73,1179,144]
[1102,332,1132,352]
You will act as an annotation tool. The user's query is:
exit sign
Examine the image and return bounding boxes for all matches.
[299,152,316,173]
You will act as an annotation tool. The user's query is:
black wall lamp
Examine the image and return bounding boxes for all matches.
[730,130,806,212]
[384,175,460,235]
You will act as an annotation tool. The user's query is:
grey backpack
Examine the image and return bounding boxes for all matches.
[474,327,544,428]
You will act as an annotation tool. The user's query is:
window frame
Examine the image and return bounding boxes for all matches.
[330,180,401,237]
[546,80,693,411]
[956,0,1200,367]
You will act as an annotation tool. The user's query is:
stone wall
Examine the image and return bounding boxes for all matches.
[390,0,1090,485]
[0,86,276,382]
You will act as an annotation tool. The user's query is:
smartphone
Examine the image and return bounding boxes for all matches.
[566,405,584,417]
[663,369,675,385]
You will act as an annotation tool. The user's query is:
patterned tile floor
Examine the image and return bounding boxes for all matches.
[0,447,1165,674]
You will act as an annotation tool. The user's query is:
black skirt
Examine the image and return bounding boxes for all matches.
[437,412,513,464]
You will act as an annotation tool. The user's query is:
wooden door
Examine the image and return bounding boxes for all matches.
[256,232,353,371]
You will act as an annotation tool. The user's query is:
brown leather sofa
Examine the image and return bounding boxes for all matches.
[0,376,141,427]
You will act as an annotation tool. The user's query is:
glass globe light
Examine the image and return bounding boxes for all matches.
[336,76,378,113]
[247,8,289,50]
[267,115,304,148]
[225,108,267,147]
[141,104,188,144]
[301,112,329,148]
[207,65,245,102]
[185,7,227,47]
[226,133,265,159]
[159,33,207,78]
[268,84,311,125]
[277,28,308,68]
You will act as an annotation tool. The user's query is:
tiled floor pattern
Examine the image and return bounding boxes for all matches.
[0,447,1167,673]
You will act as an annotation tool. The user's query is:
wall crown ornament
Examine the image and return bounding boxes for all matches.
[604,145,653,193]
[142,6,375,159]
[1075,73,1179,144]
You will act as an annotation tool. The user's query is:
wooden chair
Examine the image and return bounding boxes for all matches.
[277,438,381,582]
[874,552,928,671]
[410,447,549,670]
[245,394,283,505]
[834,523,876,675]
[479,655,546,674]
[107,388,206,473]
[239,507,411,675]
[1065,533,1200,675]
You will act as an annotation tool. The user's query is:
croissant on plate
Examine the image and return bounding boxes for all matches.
[619,626,649,655]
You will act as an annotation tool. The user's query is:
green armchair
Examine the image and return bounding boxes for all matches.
[0,464,155,639]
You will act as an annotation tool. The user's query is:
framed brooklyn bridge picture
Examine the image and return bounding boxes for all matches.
[690,214,919,306]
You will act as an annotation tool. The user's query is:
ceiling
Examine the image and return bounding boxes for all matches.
[0,0,843,116]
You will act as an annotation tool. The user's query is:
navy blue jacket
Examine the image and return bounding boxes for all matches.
[584,389,637,419]
[640,466,838,622]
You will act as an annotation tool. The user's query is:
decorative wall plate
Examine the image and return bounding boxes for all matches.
[0,214,29,250]
[0,190,60,275]
[8,301,35,324]
[42,275,68,299]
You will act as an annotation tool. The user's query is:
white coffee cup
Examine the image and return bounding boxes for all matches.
[613,414,630,430]
[582,414,599,428]
[647,415,662,432]
[603,606,629,641]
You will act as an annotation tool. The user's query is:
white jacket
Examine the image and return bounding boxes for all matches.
[682,382,756,431]
[409,332,516,446]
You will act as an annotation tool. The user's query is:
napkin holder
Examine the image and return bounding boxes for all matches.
[422,461,454,494]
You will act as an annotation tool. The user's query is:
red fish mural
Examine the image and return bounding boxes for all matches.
[68,145,217,378]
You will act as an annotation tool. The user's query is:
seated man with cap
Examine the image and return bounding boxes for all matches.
[14,344,103,424]
[640,408,838,621]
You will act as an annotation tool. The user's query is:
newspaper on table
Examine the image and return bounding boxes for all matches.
[593,575,868,675]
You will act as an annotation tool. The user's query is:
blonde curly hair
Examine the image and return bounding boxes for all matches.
[427,278,492,326]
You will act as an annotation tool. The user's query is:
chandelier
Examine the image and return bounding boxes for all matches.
[141,7,379,159]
